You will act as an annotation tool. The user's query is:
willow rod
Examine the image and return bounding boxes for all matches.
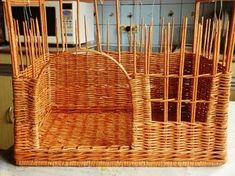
[25,22,32,65]
[160,17,164,53]
[129,17,133,53]
[213,20,222,75]
[171,16,175,52]
[65,24,68,51]
[84,15,88,49]
[29,30,36,78]
[226,3,235,72]
[193,2,200,54]
[203,19,209,56]
[176,17,188,122]
[77,0,81,48]
[140,17,144,52]
[191,24,203,123]
[59,0,65,51]
[144,26,148,75]
[75,20,78,52]
[55,17,59,53]
[106,19,110,52]
[23,22,29,66]
[205,19,211,57]
[208,21,215,59]
[39,0,47,57]
[16,20,24,71]
[13,19,20,70]
[163,23,170,122]
[94,0,102,51]
[222,21,230,66]
[5,1,19,77]
[115,0,121,62]
[35,18,42,56]
[147,18,153,74]
[31,19,38,58]
[133,33,137,78]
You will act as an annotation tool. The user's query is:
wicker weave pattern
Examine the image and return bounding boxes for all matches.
[4,0,234,167]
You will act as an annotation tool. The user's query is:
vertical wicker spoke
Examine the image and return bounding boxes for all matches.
[94,0,102,52]
[59,0,65,52]
[163,23,170,122]
[84,15,88,49]
[191,24,203,123]
[116,0,121,62]
[160,17,164,53]
[107,19,110,52]
[177,17,188,122]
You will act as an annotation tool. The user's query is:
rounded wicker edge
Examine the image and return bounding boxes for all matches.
[15,160,226,167]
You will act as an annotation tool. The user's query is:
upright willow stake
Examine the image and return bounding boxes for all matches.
[147,18,153,74]
[16,20,24,71]
[55,17,59,53]
[59,0,65,51]
[191,23,203,123]
[177,17,187,122]
[23,22,29,66]
[115,0,121,62]
[203,19,209,56]
[160,17,164,53]
[171,16,175,52]
[130,17,133,53]
[36,18,42,56]
[205,19,211,57]
[163,23,170,123]
[133,33,137,78]
[94,0,102,51]
[222,21,229,66]
[65,24,68,51]
[77,0,81,48]
[84,15,88,49]
[144,25,148,75]
[140,17,144,52]
[106,19,110,52]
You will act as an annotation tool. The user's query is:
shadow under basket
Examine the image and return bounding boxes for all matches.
[13,51,231,167]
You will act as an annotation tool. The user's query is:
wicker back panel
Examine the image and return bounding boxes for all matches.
[50,52,133,112]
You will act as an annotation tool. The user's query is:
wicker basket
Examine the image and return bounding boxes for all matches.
[4,0,235,166]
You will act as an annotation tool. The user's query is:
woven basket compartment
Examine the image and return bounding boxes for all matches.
[4,0,234,167]
[12,51,231,166]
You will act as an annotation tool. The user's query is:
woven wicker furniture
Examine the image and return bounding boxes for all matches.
[4,0,235,166]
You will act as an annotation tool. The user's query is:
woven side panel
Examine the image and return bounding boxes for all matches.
[14,78,35,150]
[130,75,144,149]
[51,53,132,112]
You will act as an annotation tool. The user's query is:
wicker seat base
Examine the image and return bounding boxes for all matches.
[39,111,133,149]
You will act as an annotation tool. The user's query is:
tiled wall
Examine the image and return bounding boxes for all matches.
[95,0,195,50]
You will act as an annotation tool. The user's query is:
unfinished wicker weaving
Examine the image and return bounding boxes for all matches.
[4,0,235,166]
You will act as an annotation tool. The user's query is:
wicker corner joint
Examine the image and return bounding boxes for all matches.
[3,0,235,166]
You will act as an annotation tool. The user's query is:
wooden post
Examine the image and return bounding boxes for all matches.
[171,16,175,52]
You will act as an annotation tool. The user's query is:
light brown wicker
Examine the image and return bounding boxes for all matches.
[3,0,235,166]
